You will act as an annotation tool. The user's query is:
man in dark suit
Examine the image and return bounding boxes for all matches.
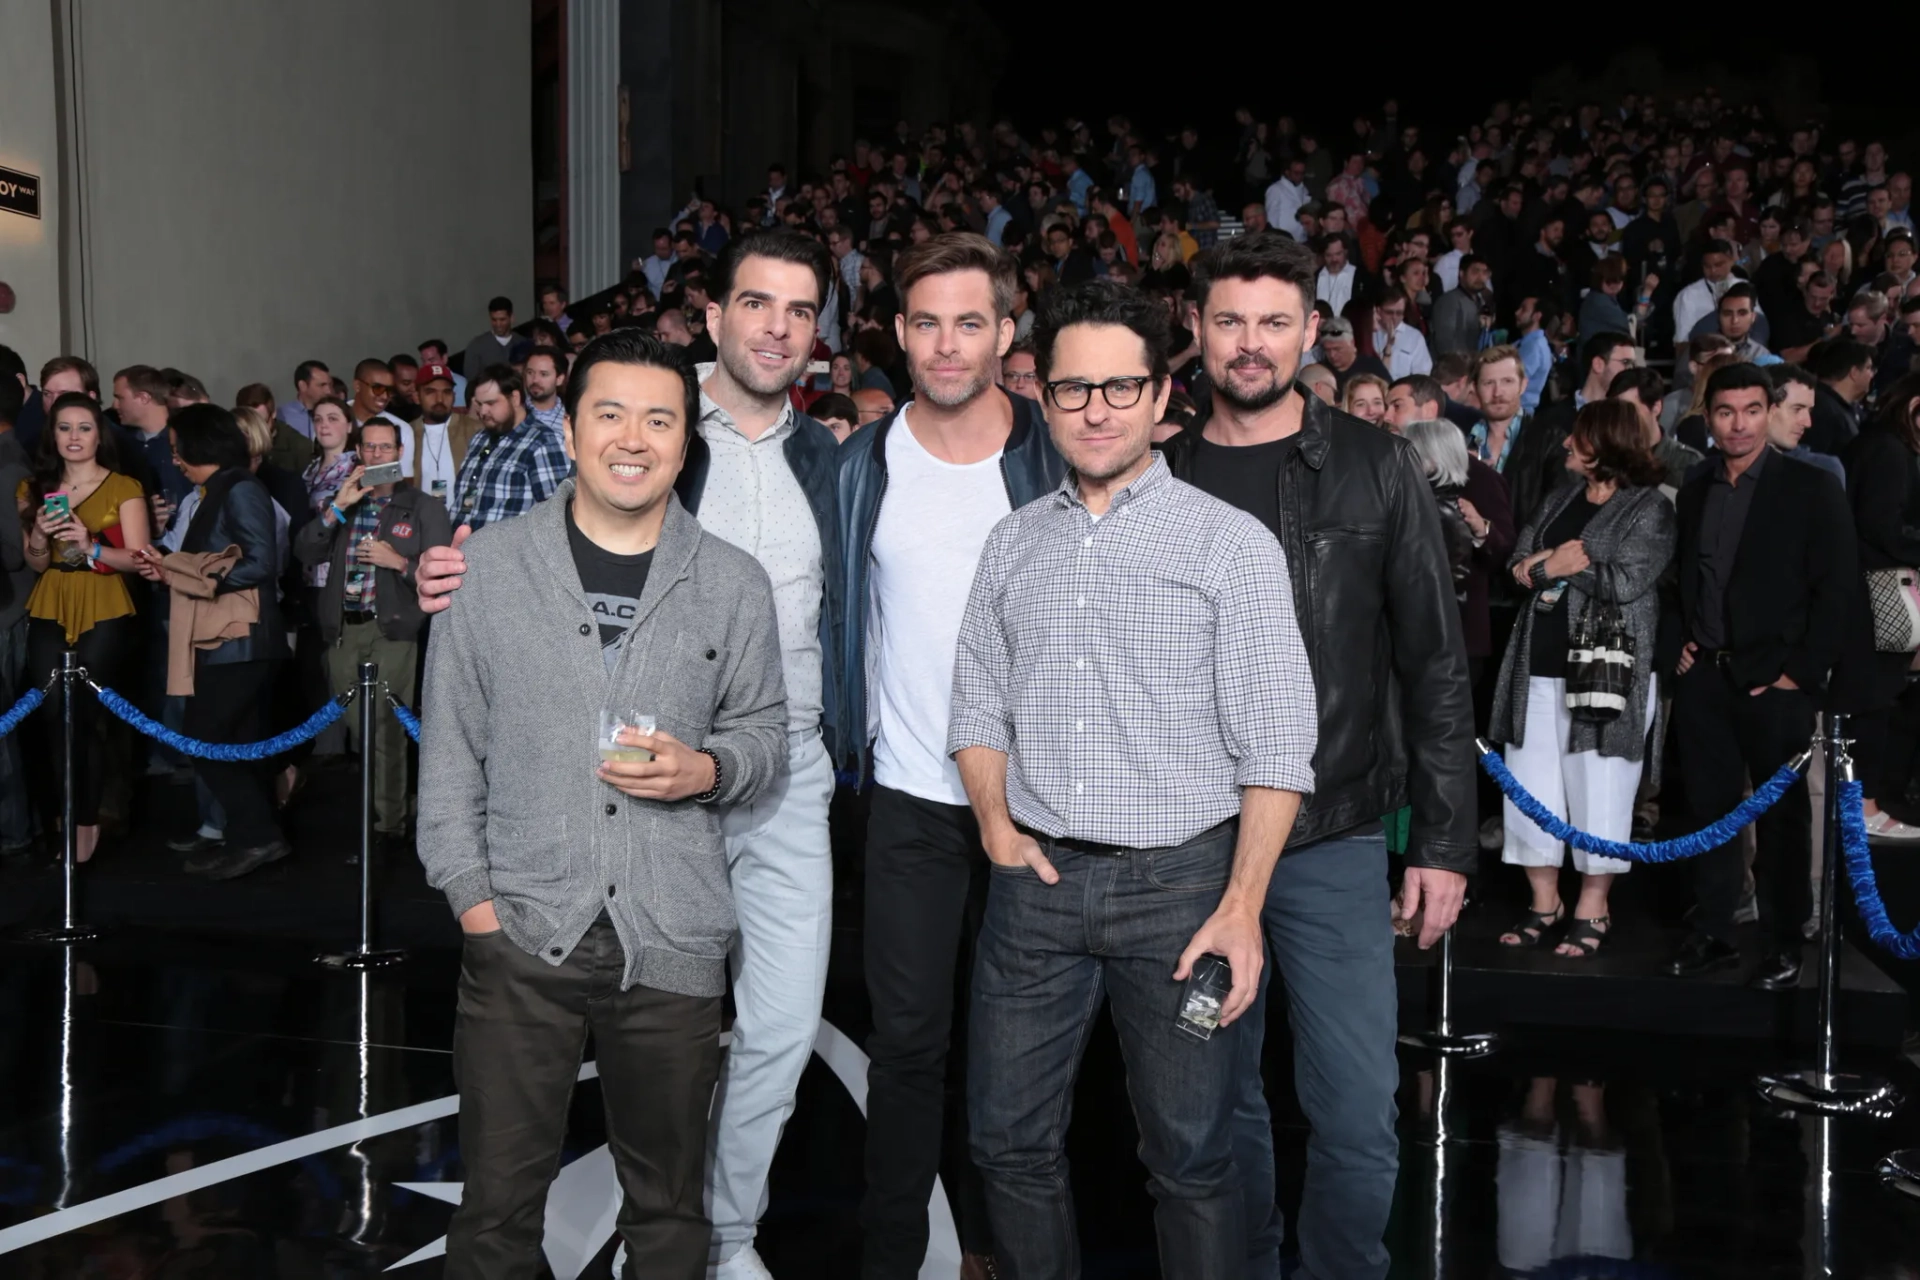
[1667,364,1857,987]
[1805,337,1875,457]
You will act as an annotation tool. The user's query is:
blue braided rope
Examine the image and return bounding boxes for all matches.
[0,686,43,738]
[1836,779,1920,961]
[92,685,347,760]
[1479,747,1805,863]
[390,699,421,743]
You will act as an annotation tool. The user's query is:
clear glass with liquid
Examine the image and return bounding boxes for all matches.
[598,709,656,764]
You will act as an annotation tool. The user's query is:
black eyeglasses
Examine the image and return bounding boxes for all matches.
[1045,376,1151,411]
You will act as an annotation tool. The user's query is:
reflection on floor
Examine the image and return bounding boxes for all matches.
[2,927,1918,1278]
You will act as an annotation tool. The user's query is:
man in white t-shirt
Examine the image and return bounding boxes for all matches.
[408,363,481,512]
[834,233,1066,1278]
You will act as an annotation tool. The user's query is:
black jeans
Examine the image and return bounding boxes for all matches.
[970,822,1247,1280]
[183,657,281,848]
[27,614,140,827]
[1675,661,1816,950]
[861,784,993,1278]
[447,914,722,1279]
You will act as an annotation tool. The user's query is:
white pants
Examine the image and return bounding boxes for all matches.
[707,730,835,1262]
[1502,675,1651,876]
[1495,1126,1633,1271]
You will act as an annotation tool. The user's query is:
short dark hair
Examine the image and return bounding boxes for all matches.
[1432,352,1474,384]
[295,359,331,387]
[1581,331,1634,370]
[168,403,250,470]
[1458,253,1489,275]
[487,295,514,315]
[115,365,169,403]
[471,363,524,403]
[1808,337,1876,382]
[0,345,25,386]
[1766,362,1818,401]
[809,392,858,425]
[895,233,1019,318]
[540,283,567,303]
[234,382,275,414]
[1030,278,1171,384]
[561,329,699,442]
[419,340,449,360]
[1703,361,1775,409]
[1189,230,1317,314]
[388,353,419,374]
[0,376,20,428]
[1719,281,1759,308]
[353,357,392,383]
[1607,365,1666,404]
[1702,238,1736,259]
[1389,373,1445,411]
[712,229,833,311]
[39,356,99,396]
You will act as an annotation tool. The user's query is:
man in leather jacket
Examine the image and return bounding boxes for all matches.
[1157,231,1476,1280]
[835,234,1067,1279]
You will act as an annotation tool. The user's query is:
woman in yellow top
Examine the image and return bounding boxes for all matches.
[20,393,152,863]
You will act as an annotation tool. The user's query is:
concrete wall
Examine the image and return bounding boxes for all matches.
[0,0,65,366]
[55,0,532,404]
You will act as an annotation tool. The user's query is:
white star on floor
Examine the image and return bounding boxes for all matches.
[387,1142,621,1278]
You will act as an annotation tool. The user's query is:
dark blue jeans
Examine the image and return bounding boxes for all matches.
[968,822,1246,1280]
[1233,832,1400,1280]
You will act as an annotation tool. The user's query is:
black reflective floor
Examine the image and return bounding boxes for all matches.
[2,769,1920,1275]
[3,928,1920,1278]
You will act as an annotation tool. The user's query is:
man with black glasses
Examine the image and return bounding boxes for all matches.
[950,279,1317,1278]
[349,358,416,479]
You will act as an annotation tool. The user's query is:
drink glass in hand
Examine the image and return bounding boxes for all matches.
[598,708,655,764]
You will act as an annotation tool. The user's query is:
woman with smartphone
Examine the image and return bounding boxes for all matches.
[19,392,152,863]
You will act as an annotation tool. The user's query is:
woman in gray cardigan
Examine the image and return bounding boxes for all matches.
[1491,400,1676,957]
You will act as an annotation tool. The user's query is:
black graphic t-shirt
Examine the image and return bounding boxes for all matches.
[566,502,654,673]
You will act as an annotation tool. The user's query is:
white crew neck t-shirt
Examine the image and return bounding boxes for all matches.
[869,408,1011,805]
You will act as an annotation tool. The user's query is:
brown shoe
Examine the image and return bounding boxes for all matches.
[961,1253,1003,1280]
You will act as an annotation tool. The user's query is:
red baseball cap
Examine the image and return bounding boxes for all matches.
[417,361,456,387]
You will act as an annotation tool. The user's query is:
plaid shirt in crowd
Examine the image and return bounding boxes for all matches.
[948,455,1318,848]
[341,494,390,612]
[453,415,572,530]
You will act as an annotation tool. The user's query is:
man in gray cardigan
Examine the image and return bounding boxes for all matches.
[418,330,788,1278]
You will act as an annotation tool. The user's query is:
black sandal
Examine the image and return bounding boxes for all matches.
[1556,916,1611,958]
[1499,904,1565,948]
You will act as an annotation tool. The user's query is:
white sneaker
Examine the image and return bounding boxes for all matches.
[1865,811,1920,842]
[713,1246,776,1280]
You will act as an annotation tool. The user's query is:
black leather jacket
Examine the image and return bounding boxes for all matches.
[180,468,288,666]
[1159,388,1478,873]
[834,388,1065,779]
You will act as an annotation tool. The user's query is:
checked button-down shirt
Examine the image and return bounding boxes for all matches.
[452,414,573,531]
[947,454,1318,848]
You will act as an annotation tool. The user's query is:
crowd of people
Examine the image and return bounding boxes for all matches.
[4,85,1918,1279]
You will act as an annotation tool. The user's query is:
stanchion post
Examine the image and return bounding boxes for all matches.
[1398,928,1496,1059]
[26,652,98,945]
[317,663,404,969]
[1756,713,1900,1117]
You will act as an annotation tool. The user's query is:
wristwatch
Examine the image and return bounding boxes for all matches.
[694,748,723,803]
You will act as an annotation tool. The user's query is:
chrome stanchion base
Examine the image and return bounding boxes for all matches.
[315,948,407,970]
[1878,1148,1920,1198]
[1755,1068,1903,1118]
[1398,1029,1499,1058]
[23,923,100,945]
